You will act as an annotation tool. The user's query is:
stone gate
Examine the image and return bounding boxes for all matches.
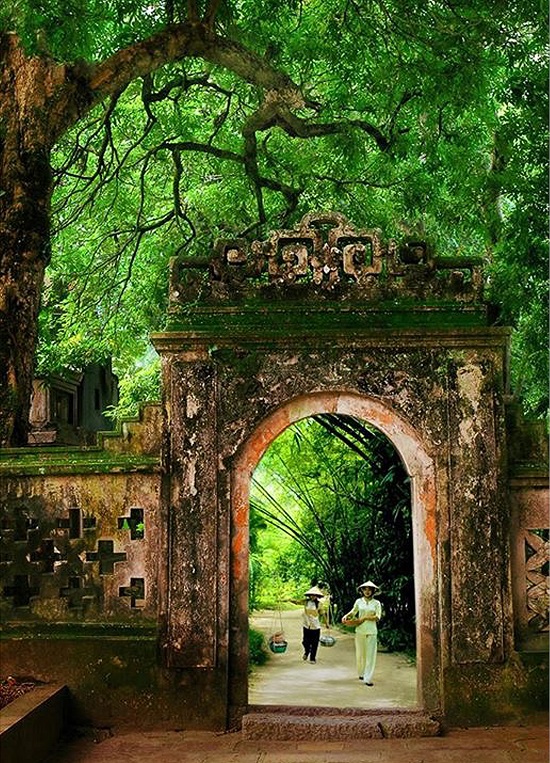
[0,213,548,730]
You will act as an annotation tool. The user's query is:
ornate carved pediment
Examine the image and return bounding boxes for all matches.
[169,212,484,308]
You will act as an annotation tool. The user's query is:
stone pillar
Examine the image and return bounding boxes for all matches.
[447,351,510,664]
[165,357,221,668]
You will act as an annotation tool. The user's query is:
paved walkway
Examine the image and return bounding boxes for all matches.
[249,609,417,708]
[43,609,548,762]
[45,723,549,762]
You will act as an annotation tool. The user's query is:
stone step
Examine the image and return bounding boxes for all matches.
[242,710,440,741]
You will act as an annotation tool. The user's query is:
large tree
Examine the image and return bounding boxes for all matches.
[0,1,547,446]
[0,3,309,445]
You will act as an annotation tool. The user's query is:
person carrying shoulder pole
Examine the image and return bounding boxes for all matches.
[301,586,325,663]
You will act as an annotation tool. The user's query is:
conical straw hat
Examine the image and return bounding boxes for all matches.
[358,580,380,590]
[304,586,324,597]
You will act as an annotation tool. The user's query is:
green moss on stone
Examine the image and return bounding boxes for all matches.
[0,448,159,476]
[165,302,489,335]
[0,621,158,640]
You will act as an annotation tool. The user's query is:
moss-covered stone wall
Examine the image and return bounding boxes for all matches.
[1,214,547,730]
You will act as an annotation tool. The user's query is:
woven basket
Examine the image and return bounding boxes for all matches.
[341,617,363,627]
[269,640,288,653]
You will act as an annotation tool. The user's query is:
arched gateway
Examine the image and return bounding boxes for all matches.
[1,213,547,734]
[151,212,530,727]
[232,392,436,709]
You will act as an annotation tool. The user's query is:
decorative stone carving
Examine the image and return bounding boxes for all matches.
[169,212,483,308]
[1,500,148,618]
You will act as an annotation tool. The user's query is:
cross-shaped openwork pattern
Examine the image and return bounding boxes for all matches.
[1,503,148,616]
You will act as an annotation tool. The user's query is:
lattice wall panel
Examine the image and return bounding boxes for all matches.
[524,528,549,634]
[0,502,153,621]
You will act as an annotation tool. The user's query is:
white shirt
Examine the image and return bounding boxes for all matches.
[350,596,382,635]
[302,600,321,629]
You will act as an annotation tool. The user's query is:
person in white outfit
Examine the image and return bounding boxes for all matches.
[342,581,382,686]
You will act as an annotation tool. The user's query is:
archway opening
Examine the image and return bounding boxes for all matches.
[231,391,438,715]
[247,412,417,709]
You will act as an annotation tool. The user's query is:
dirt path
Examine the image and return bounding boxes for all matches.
[249,608,417,708]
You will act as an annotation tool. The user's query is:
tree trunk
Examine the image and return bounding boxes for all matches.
[0,26,303,445]
[0,34,56,446]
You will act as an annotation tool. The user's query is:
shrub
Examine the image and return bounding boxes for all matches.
[249,627,269,667]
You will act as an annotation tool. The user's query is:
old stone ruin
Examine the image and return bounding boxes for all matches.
[0,212,547,734]
[28,362,119,446]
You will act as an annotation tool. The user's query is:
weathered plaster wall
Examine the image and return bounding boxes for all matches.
[1,338,547,729]
[0,406,167,727]
[0,404,232,730]
[1,471,161,621]
[157,211,535,726]
[156,323,530,726]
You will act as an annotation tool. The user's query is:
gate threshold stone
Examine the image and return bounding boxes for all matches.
[242,706,440,740]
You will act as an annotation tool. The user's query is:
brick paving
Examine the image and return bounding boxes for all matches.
[41,610,549,762]
[44,723,548,763]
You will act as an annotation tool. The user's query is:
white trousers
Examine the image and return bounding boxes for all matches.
[355,632,378,683]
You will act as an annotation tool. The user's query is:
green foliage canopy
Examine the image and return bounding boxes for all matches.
[2,0,547,418]
[251,415,415,650]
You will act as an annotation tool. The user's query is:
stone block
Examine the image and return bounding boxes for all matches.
[241,711,440,741]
